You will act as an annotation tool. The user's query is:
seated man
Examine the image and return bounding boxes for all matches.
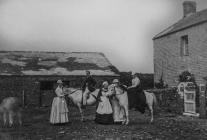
[82,70,97,107]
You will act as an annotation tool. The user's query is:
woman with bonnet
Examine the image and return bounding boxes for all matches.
[50,80,69,125]
[95,81,114,124]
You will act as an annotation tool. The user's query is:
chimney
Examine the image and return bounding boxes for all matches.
[183,1,197,18]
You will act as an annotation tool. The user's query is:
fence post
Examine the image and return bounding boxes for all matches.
[199,84,206,118]
[22,90,25,107]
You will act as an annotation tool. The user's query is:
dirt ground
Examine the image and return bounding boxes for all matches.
[0,106,207,140]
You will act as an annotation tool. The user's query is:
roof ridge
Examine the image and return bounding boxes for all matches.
[0,50,119,75]
[153,8,207,40]
[0,50,103,54]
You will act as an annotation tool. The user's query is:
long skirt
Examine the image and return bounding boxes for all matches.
[110,98,125,123]
[50,97,69,124]
[95,97,113,124]
[127,87,139,109]
[128,87,146,113]
[95,113,114,124]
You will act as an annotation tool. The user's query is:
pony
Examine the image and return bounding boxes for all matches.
[65,86,130,125]
[141,90,157,123]
[0,97,22,127]
[64,87,100,121]
[108,84,129,125]
[109,84,157,123]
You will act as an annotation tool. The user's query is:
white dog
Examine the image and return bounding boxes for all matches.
[0,97,22,127]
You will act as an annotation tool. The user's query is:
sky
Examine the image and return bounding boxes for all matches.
[0,0,207,73]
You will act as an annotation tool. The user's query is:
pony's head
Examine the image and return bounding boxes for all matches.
[64,87,78,94]
[108,84,116,95]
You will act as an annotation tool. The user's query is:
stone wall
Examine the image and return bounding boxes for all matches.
[0,75,119,107]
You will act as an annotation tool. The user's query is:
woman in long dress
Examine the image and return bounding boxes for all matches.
[50,80,69,124]
[95,81,114,124]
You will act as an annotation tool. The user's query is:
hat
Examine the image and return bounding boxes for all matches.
[102,81,109,86]
[113,79,119,83]
[57,80,63,84]
[86,70,90,74]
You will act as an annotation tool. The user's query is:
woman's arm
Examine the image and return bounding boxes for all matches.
[55,88,64,97]
[129,78,140,88]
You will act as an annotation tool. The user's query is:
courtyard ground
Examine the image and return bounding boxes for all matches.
[0,106,207,140]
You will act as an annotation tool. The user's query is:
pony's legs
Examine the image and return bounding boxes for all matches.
[121,107,126,125]
[8,111,14,127]
[125,106,129,125]
[3,112,7,126]
[148,104,153,123]
[145,92,154,123]
[17,111,22,126]
[78,103,84,122]
[119,103,129,125]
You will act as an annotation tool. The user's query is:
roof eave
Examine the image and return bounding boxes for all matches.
[153,19,207,40]
[0,74,120,77]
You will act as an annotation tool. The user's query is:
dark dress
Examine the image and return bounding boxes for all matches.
[82,76,97,92]
[127,84,146,113]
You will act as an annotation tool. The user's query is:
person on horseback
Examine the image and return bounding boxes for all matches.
[127,73,146,113]
[82,70,97,107]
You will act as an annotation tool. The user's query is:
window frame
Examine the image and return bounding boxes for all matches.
[180,35,189,56]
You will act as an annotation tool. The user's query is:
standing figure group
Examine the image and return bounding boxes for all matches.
[49,71,145,125]
[95,79,128,125]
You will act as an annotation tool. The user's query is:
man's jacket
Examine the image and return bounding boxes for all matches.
[82,76,97,92]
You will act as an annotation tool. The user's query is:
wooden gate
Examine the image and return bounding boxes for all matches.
[199,84,206,118]
[183,82,199,116]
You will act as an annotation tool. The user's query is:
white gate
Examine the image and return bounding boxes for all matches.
[182,82,199,116]
[177,82,184,98]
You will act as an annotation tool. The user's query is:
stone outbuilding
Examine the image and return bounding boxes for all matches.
[0,51,119,107]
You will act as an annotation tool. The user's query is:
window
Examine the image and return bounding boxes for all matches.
[181,35,189,56]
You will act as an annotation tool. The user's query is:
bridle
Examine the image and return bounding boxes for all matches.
[65,87,98,100]
[111,86,126,96]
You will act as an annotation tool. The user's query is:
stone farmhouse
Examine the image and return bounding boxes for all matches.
[153,1,207,87]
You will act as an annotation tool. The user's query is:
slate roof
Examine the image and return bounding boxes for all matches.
[153,9,207,40]
[0,51,119,76]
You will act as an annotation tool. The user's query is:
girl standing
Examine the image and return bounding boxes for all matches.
[95,81,113,124]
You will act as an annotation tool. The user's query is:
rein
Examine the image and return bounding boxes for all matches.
[65,88,81,95]
[114,91,126,96]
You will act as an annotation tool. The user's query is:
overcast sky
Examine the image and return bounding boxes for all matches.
[0,0,207,73]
